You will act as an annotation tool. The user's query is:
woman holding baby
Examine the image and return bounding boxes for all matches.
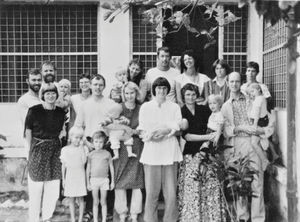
[113,81,144,222]
[138,77,183,222]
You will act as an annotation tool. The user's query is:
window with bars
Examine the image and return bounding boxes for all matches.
[131,6,157,72]
[223,5,248,78]
[263,20,287,108]
[0,5,98,102]
[131,4,248,77]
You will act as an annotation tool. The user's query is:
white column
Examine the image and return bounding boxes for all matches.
[98,0,131,96]
[247,2,263,82]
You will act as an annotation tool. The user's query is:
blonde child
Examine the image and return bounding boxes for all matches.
[248,83,269,170]
[100,104,136,160]
[56,79,72,110]
[201,95,224,149]
[56,79,72,146]
[60,127,88,222]
[110,69,128,103]
[86,131,114,222]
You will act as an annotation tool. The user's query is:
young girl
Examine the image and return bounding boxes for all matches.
[60,127,88,222]
[248,83,269,170]
[201,95,224,149]
[86,131,114,222]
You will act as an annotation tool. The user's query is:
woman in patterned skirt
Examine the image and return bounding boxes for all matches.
[25,83,66,222]
[178,83,226,222]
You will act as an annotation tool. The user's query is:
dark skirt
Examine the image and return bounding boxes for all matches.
[28,137,62,181]
[113,136,144,189]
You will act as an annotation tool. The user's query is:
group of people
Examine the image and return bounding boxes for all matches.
[17,46,275,222]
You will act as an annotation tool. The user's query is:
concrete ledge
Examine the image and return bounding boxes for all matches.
[0,148,27,158]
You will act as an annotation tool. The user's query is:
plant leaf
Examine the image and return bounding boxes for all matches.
[101,2,112,10]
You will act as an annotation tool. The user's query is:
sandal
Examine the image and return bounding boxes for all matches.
[82,211,93,222]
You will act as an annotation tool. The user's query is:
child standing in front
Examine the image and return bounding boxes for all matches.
[201,95,224,149]
[248,83,269,170]
[86,131,114,222]
[60,127,88,222]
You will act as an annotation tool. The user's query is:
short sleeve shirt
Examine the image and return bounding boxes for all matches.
[88,149,112,178]
[25,104,65,139]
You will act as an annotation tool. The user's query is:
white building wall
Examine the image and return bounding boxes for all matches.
[247,2,289,219]
[98,0,131,96]
[296,32,300,214]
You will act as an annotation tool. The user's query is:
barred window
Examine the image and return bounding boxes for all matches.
[263,19,287,108]
[132,6,157,71]
[223,5,248,77]
[0,5,98,102]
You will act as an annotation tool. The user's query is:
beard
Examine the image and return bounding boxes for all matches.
[43,74,55,83]
[29,83,41,93]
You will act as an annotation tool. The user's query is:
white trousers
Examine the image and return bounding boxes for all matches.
[28,174,60,222]
[114,189,143,216]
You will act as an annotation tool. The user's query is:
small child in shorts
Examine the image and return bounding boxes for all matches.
[100,104,136,160]
[201,94,224,149]
[86,131,114,222]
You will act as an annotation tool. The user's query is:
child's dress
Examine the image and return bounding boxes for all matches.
[60,145,87,197]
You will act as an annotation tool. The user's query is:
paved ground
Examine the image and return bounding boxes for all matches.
[0,200,164,222]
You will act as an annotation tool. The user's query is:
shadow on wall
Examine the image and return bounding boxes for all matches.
[264,167,287,222]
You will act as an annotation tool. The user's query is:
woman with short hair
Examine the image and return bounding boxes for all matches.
[139,77,182,222]
[178,83,226,222]
[25,83,66,222]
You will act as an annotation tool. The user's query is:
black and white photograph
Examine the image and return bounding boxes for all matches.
[0,0,299,221]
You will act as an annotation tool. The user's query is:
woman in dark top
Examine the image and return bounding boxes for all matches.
[113,82,144,222]
[178,83,226,222]
[25,83,65,222]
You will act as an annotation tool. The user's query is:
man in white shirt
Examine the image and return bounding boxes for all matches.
[221,72,269,222]
[74,74,116,220]
[138,77,182,222]
[145,47,180,102]
[17,68,42,156]
[75,74,116,138]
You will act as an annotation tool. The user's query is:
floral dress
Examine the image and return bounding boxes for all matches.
[178,104,226,222]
